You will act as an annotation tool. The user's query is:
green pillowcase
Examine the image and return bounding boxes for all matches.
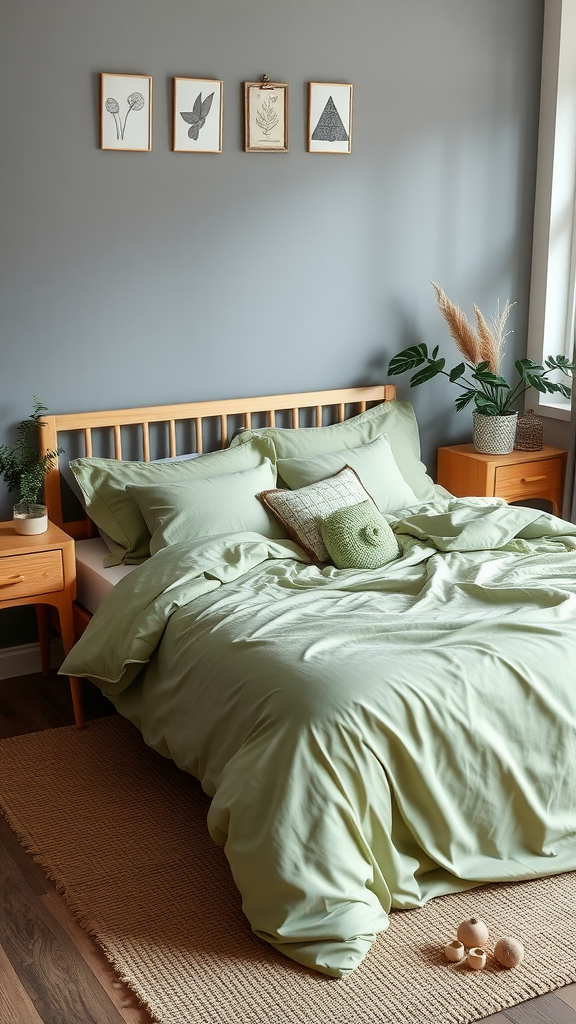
[277,434,418,513]
[127,460,287,555]
[70,435,277,566]
[231,399,436,501]
[319,500,400,570]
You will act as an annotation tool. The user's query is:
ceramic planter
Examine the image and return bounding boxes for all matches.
[472,411,518,455]
[13,502,48,535]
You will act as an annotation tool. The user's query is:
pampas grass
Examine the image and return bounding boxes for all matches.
[432,282,512,373]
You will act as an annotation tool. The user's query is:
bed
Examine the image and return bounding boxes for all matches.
[42,386,576,979]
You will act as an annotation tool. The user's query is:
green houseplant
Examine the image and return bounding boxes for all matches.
[0,396,63,534]
[388,283,576,454]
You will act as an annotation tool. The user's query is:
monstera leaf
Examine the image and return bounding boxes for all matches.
[180,91,215,140]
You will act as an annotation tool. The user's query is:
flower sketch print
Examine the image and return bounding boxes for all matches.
[255,95,279,139]
[180,91,214,140]
[105,92,145,140]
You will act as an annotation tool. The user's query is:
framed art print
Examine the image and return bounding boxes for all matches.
[244,80,288,152]
[173,77,223,153]
[308,83,353,154]
[101,73,152,151]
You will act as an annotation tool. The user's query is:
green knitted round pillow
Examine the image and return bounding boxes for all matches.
[319,499,400,570]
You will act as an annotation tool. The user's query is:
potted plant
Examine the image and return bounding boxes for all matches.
[0,396,63,534]
[388,283,576,454]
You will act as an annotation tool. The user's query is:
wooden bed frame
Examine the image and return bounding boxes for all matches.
[39,384,396,723]
[40,384,397,539]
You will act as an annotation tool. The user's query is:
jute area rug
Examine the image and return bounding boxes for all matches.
[1,716,575,1024]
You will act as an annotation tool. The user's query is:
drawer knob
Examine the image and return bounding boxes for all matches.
[521,475,547,483]
[0,574,25,587]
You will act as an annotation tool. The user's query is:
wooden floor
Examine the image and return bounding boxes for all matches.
[1,672,575,1024]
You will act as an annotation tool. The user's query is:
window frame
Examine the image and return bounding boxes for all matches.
[526,0,576,421]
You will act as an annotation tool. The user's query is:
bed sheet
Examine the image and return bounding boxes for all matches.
[61,498,576,977]
[75,538,137,614]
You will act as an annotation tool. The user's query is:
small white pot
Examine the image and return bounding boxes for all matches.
[467,947,487,970]
[444,939,465,962]
[472,411,518,455]
[13,502,48,535]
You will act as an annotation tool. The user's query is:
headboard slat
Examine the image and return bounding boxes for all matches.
[168,420,177,457]
[113,425,122,460]
[142,423,150,462]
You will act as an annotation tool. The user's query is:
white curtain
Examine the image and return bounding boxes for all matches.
[562,401,576,523]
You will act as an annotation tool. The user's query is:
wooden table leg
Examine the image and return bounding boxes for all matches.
[35,604,51,676]
[53,593,85,729]
[68,676,85,730]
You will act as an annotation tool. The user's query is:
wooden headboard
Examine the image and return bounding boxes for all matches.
[40,384,397,539]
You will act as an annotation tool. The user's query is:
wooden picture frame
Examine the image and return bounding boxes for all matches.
[244,80,288,152]
[307,82,353,154]
[173,77,223,153]
[100,73,152,151]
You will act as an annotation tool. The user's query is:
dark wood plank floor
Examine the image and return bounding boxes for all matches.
[1,672,575,1024]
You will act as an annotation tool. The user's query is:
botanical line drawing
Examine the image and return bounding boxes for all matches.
[312,96,349,142]
[244,80,288,152]
[179,91,214,140]
[255,95,279,138]
[105,91,145,141]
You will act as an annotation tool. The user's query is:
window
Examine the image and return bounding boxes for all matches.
[526,0,576,419]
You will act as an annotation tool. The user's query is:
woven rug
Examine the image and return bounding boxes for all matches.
[1,716,575,1024]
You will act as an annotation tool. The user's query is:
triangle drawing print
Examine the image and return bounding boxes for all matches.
[311,96,349,142]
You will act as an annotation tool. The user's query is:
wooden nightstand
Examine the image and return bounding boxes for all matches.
[436,444,567,515]
[0,520,84,727]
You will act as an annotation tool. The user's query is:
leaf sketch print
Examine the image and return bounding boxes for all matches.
[312,96,349,142]
[105,91,145,140]
[255,95,279,138]
[180,91,214,140]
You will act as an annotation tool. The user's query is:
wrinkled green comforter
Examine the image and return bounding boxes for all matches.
[61,498,576,977]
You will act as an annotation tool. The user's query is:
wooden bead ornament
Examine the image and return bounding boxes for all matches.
[467,947,487,970]
[444,939,465,962]
[457,916,489,949]
[494,937,525,968]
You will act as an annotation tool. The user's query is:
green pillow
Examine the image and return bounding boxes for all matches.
[277,434,418,513]
[231,399,436,501]
[319,500,400,570]
[127,460,287,555]
[71,435,277,566]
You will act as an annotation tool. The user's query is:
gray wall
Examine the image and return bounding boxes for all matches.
[1,0,544,527]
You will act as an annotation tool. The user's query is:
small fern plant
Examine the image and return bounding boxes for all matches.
[0,396,63,513]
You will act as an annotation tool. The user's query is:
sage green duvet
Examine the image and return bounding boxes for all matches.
[61,497,576,978]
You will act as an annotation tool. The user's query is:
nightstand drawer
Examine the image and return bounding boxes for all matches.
[494,458,563,500]
[0,550,64,599]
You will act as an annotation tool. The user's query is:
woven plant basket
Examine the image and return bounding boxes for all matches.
[514,409,544,451]
[472,411,518,455]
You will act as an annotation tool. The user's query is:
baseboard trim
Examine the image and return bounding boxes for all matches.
[0,640,65,680]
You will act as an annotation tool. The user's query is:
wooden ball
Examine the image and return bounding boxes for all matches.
[457,917,489,949]
[494,937,524,968]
